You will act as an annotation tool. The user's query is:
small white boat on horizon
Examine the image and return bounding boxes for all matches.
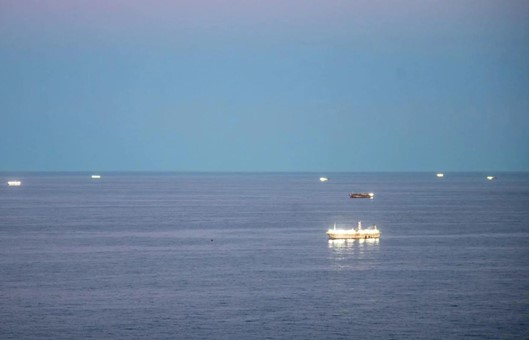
[319,177,329,182]
[436,173,444,178]
[7,180,22,187]
[487,176,496,180]
[91,175,101,179]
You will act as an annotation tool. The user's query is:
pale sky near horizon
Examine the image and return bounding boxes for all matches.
[1,0,528,171]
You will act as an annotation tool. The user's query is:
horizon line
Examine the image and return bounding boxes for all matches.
[1,170,527,174]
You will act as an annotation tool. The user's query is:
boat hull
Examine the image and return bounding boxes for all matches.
[326,230,380,240]
[349,193,374,199]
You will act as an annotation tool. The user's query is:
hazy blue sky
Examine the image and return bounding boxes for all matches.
[1,0,528,171]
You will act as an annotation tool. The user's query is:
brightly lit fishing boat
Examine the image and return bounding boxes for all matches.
[326,221,380,240]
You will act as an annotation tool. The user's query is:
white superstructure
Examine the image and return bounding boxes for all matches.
[326,221,380,240]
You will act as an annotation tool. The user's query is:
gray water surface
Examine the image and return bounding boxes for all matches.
[1,173,528,339]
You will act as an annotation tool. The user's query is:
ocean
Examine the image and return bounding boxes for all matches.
[1,172,528,339]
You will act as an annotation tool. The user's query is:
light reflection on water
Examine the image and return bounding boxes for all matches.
[327,239,380,269]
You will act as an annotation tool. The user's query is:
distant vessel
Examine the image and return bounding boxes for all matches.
[7,181,21,187]
[349,192,374,199]
[319,177,329,182]
[486,176,496,180]
[91,175,101,179]
[436,173,444,178]
[326,221,380,240]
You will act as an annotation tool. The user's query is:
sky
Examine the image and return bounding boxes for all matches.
[1,0,528,172]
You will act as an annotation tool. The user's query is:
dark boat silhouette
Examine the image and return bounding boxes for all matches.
[349,192,374,199]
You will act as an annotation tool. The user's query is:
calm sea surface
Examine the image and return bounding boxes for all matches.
[1,172,528,339]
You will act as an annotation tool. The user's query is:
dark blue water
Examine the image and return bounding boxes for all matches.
[1,173,528,339]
